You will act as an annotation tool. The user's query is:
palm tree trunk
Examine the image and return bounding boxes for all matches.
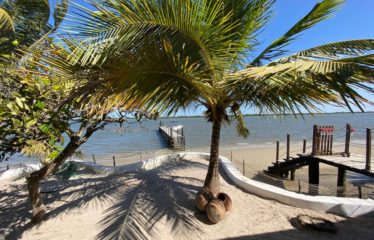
[203,116,222,196]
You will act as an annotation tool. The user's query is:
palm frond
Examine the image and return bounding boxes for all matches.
[220,0,274,67]
[250,0,344,66]
[0,7,15,58]
[53,0,70,30]
[276,39,374,63]
[0,7,14,33]
[232,111,249,138]
[62,0,241,74]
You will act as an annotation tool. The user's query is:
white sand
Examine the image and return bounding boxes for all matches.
[1,155,373,240]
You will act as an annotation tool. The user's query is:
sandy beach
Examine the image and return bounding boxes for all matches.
[76,143,373,198]
[1,154,373,239]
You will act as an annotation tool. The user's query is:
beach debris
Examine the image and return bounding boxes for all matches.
[195,188,213,212]
[295,214,337,233]
[217,192,232,212]
[206,199,226,224]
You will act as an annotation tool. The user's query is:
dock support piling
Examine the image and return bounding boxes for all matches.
[366,128,371,171]
[344,124,351,157]
[286,134,290,160]
[308,159,319,185]
[308,158,319,195]
[358,186,363,199]
[337,166,347,197]
[303,140,306,153]
[276,141,279,164]
[290,170,295,181]
[312,125,318,155]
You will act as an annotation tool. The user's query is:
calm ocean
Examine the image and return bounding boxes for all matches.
[2,112,373,165]
[77,112,374,158]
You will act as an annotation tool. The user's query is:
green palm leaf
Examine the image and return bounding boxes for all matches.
[0,7,14,33]
[276,39,374,63]
[250,0,344,66]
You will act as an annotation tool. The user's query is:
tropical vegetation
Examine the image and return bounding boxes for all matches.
[0,0,157,222]
[0,0,373,224]
[60,0,374,204]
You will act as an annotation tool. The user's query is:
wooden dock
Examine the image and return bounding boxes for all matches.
[265,124,373,196]
[159,124,185,150]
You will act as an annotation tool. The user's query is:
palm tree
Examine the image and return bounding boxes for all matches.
[0,0,69,60]
[62,0,373,200]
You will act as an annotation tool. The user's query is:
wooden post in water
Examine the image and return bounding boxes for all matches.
[113,156,116,167]
[303,140,306,153]
[276,141,280,164]
[366,128,372,171]
[308,158,319,195]
[358,186,363,199]
[337,166,347,197]
[298,180,301,194]
[6,164,9,170]
[290,170,295,181]
[140,152,143,161]
[308,159,319,185]
[242,159,245,176]
[230,151,233,162]
[312,125,318,155]
[344,124,351,157]
[92,154,96,164]
[286,134,290,160]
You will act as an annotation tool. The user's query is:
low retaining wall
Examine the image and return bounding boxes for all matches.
[210,152,373,218]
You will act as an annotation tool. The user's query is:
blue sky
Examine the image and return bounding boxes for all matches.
[183,0,374,116]
[63,0,374,116]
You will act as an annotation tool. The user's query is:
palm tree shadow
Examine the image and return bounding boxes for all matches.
[1,174,138,239]
[96,159,207,239]
[0,159,208,239]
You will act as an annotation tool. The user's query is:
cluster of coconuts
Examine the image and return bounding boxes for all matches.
[195,188,232,224]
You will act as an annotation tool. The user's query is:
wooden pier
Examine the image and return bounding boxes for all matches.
[265,124,373,196]
[159,123,185,150]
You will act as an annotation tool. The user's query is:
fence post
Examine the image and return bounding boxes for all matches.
[286,134,290,160]
[303,140,306,153]
[344,124,351,157]
[312,125,318,155]
[366,128,372,171]
[113,156,116,167]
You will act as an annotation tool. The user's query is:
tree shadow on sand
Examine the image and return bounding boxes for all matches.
[95,159,208,239]
[0,159,209,239]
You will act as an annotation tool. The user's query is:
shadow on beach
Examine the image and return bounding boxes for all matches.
[0,157,373,240]
[0,159,207,239]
